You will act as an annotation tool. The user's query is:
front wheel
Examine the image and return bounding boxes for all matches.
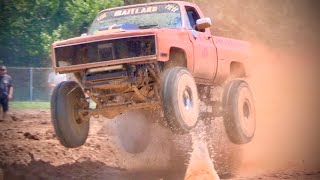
[51,81,89,148]
[223,80,256,144]
[161,67,200,134]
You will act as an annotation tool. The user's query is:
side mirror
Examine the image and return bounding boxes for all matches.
[196,17,212,30]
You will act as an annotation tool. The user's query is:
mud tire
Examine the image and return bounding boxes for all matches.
[161,67,199,134]
[51,81,89,148]
[223,80,256,144]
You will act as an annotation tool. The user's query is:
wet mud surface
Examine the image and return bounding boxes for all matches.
[0,108,319,179]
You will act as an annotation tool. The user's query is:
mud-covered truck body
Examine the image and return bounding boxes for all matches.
[51,1,255,149]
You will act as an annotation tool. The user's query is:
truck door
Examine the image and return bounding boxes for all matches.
[185,6,217,81]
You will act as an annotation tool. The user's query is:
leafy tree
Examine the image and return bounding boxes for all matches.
[0,0,123,67]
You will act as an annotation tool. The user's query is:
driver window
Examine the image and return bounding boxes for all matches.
[185,6,204,32]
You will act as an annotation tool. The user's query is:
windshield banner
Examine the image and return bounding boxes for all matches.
[97,4,180,21]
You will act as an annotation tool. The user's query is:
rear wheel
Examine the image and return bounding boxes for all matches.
[223,80,256,144]
[161,67,200,134]
[51,81,89,148]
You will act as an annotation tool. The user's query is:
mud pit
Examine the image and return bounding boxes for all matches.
[1,103,319,180]
[0,109,183,179]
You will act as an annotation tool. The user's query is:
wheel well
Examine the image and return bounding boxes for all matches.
[230,62,245,78]
[165,47,187,69]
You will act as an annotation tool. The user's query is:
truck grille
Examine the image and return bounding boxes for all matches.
[54,35,156,67]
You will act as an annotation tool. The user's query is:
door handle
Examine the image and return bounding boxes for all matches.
[205,35,212,40]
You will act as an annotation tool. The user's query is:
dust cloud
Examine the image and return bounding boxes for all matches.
[238,42,320,175]
[192,0,320,175]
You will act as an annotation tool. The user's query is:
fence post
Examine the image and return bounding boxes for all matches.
[29,67,33,101]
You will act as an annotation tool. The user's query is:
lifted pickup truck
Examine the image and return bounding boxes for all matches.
[51,1,256,151]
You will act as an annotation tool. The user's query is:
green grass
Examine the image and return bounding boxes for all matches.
[11,101,50,109]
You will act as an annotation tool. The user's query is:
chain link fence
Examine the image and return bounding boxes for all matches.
[7,67,53,101]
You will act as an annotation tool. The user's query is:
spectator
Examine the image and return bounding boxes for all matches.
[0,66,13,121]
[48,71,67,95]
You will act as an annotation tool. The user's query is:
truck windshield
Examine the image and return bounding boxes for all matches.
[88,3,181,35]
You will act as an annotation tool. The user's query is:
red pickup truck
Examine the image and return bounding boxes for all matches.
[51,1,256,152]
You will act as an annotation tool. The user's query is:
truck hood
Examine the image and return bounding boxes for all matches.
[52,29,161,48]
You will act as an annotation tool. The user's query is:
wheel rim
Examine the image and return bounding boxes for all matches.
[177,73,199,127]
[238,87,255,138]
[69,91,88,136]
[73,103,83,124]
[183,87,192,110]
[243,101,250,119]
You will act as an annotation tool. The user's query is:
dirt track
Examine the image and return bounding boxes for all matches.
[0,107,319,179]
[0,109,174,179]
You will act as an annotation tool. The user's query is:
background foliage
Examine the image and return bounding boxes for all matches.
[0,0,123,67]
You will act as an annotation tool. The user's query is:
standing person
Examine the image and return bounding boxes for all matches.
[47,71,67,96]
[0,66,13,121]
